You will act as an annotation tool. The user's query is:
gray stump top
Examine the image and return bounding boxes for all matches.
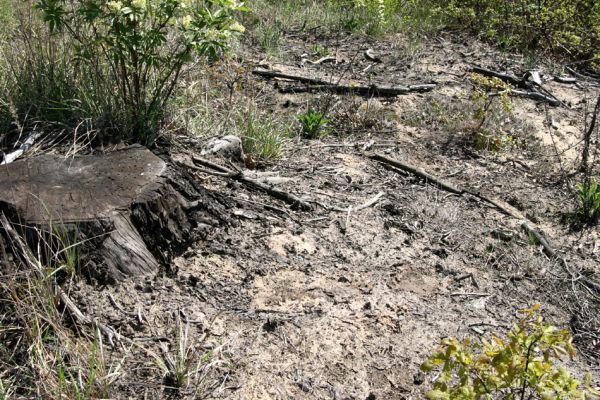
[0,146,166,223]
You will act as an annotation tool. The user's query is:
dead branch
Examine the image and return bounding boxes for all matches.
[367,153,464,195]
[554,76,577,84]
[304,56,336,65]
[510,89,561,106]
[472,66,525,87]
[472,66,560,106]
[191,156,313,211]
[252,68,435,97]
[1,130,42,165]
[367,153,600,294]
[580,93,600,173]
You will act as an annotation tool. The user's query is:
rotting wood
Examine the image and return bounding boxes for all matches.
[252,68,435,97]
[0,145,228,282]
[368,152,600,294]
[191,155,313,211]
[0,213,124,346]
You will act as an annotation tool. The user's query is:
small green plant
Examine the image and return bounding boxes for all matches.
[421,304,600,400]
[240,112,290,161]
[257,21,281,55]
[298,109,330,139]
[50,223,81,278]
[152,315,213,391]
[470,73,515,152]
[576,178,600,224]
[312,44,330,56]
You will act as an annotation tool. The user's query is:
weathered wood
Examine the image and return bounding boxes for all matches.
[0,145,227,282]
[510,89,561,106]
[1,131,42,165]
[252,68,436,97]
[191,155,313,211]
[367,153,464,195]
[471,66,525,87]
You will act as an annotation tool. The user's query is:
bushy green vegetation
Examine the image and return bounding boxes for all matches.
[421,305,600,400]
[0,0,246,147]
[240,110,291,161]
[442,0,600,66]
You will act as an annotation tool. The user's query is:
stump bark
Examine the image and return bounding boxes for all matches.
[0,145,228,283]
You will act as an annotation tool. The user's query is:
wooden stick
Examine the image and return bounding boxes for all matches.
[510,89,560,106]
[472,66,525,87]
[1,131,42,165]
[252,68,436,97]
[367,153,464,195]
[191,156,313,211]
[472,66,560,106]
[368,153,600,293]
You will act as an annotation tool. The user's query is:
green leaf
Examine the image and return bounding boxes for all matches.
[426,389,451,400]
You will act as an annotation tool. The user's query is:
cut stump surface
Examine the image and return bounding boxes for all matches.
[0,145,227,282]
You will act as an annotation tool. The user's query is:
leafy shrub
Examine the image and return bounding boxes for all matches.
[421,304,600,400]
[439,0,600,67]
[298,110,330,138]
[34,0,246,144]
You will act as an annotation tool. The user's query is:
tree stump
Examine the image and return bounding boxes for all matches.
[0,145,228,283]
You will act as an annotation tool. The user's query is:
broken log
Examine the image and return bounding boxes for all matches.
[0,145,228,283]
[252,68,435,97]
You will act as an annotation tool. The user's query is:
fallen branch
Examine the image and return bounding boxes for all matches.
[191,156,313,211]
[367,153,600,294]
[1,130,42,165]
[554,76,577,84]
[510,89,561,106]
[355,191,385,211]
[472,66,560,106]
[472,66,525,87]
[253,68,435,97]
[450,292,491,297]
[57,286,124,347]
[367,153,464,195]
[304,56,336,65]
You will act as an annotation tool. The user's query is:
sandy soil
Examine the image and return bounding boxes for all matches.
[65,29,600,399]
